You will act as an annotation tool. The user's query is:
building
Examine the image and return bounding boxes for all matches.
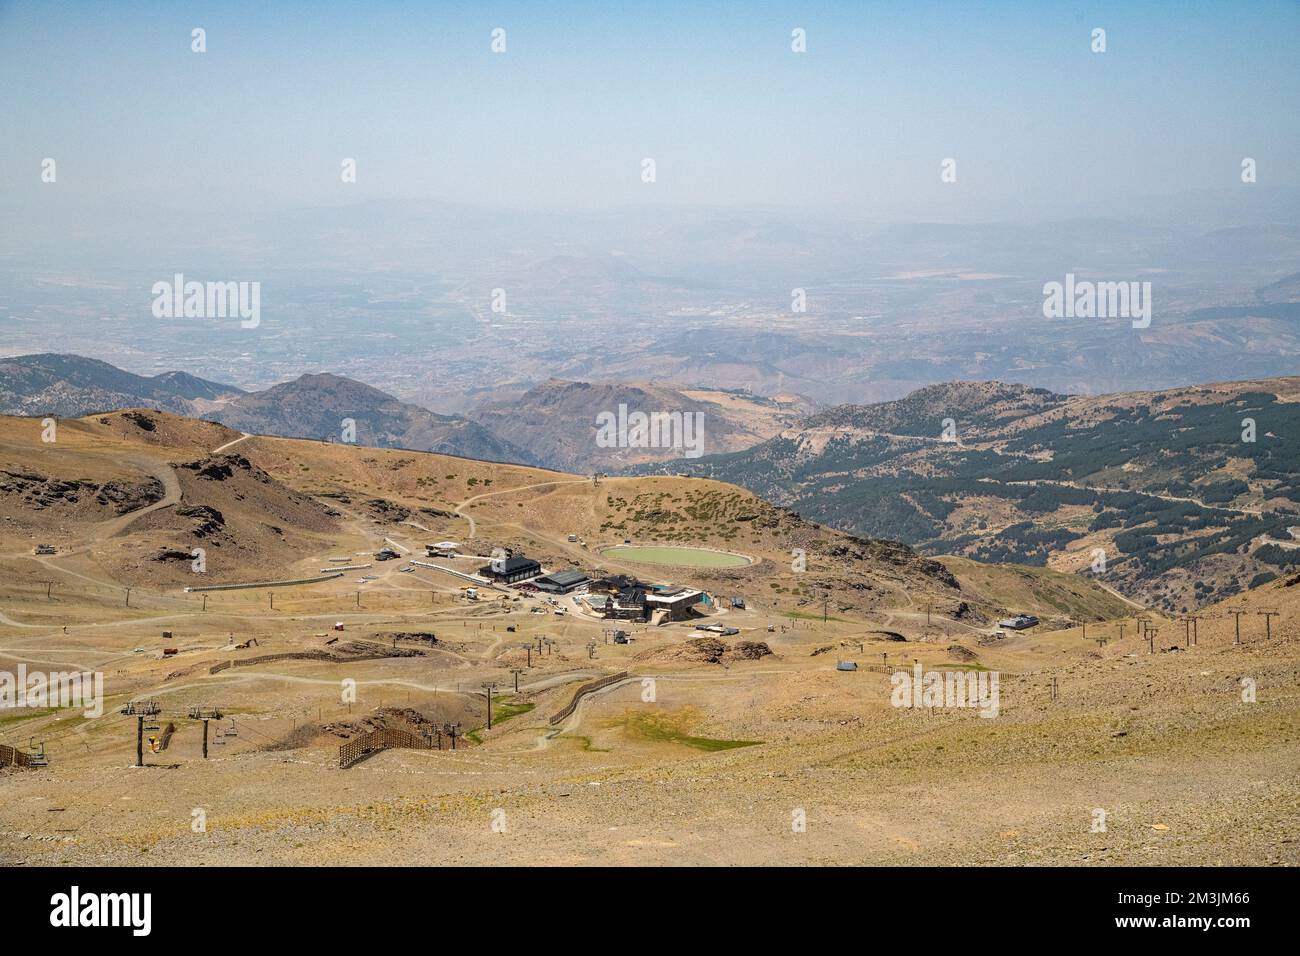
[645,587,705,622]
[586,579,648,620]
[477,555,542,584]
[534,570,591,594]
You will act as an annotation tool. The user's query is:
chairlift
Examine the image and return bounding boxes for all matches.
[224,720,238,737]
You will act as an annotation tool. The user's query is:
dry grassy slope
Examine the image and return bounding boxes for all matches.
[241,433,967,616]
[1,405,1296,866]
[3,564,1295,866]
[938,555,1135,625]
[0,408,1143,625]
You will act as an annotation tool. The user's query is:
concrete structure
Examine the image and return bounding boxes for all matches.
[645,586,705,622]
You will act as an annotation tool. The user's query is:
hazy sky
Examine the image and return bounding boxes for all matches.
[2,0,1299,219]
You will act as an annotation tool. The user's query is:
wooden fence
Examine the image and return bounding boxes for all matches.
[549,672,629,726]
[0,744,35,768]
[338,725,432,769]
[210,650,403,675]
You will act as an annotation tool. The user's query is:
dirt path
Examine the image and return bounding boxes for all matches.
[454,478,592,540]
[1003,478,1265,517]
[96,456,182,541]
[211,432,252,454]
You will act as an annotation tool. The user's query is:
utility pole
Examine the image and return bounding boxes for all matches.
[1146,627,1157,654]
[586,641,597,659]
[121,700,160,768]
[1081,621,1086,643]
[523,643,532,667]
[1230,609,1248,645]
[189,706,224,759]
[124,587,132,607]
[202,593,207,611]
[511,668,524,693]
[481,682,498,730]
[270,592,274,610]
[443,721,461,750]
[926,602,932,627]
[1258,609,1279,641]
[1118,622,1126,643]
[44,580,52,599]
[823,591,829,624]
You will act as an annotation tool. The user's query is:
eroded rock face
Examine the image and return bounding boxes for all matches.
[365,498,411,523]
[726,641,773,661]
[96,478,166,513]
[180,454,268,483]
[122,411,157,432]
[153,548,194,563]
[174,503,226,537]
[0,470,163,514]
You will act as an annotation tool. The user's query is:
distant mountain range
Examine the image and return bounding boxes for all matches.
[635,377,1300,612]
[0,353,243,417]
[468,378,810,472]
[0,354,809,470]
[0,354,532,465]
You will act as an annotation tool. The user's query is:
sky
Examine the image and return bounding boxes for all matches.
[1,0,1299,220]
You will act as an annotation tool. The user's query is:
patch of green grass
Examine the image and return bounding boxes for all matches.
[0,708,58,727]
[465,730,483,745]
[560,734,610,752]
[491,696,535,725]
[622,712,761,752]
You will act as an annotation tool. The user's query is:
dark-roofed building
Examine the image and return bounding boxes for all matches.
[478,555,542,584]
[534,569,591,594]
